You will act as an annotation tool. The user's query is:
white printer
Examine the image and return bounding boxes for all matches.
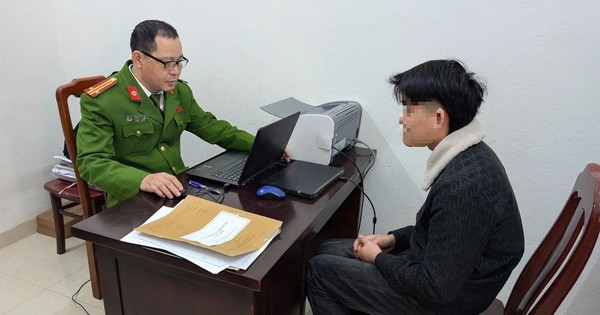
[261,98,362,165]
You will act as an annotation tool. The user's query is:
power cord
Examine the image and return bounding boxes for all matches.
[218,183,230,204]
[333,142,377,234]
[72,279,91,314]
[338,176,377,234]
[353,139,376,177]
[183,183,229,204]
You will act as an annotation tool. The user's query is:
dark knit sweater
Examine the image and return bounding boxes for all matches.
[374,141,524,314]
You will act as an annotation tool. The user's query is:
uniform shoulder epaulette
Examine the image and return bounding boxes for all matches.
[177,78,188,85]
[85,77,118,98]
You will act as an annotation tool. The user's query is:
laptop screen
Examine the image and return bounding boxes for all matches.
[238,111,300,183]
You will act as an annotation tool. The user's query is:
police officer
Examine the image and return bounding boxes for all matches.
[77,20,254,208]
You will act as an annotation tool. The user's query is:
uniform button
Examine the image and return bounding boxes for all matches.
[160,146,166,151]
[172,166,176,172]
[136,130,141,137]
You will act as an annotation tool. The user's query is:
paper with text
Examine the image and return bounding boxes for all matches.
[134,195,282,256]
[121,206,280,274]
[183,211,250,246]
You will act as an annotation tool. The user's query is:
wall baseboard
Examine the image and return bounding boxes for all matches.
[0,219,36,249]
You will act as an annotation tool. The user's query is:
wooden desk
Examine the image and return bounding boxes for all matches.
[72,147,373,315]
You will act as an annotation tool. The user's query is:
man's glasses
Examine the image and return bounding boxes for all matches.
[141,51,189,70]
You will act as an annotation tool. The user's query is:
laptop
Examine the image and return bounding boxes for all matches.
[186,112,300,187]
[259,160,344,199]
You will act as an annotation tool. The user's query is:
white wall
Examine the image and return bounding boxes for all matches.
[1,1,598,313]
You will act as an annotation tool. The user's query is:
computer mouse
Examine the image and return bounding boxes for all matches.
[256,185,286,200]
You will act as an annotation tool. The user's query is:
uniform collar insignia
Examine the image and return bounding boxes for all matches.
[85,77,117,98]
[127,86,141,102]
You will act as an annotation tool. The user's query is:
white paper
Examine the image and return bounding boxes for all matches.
[182,211,250,246]
[121,206,279,274]
[53,155,72,164]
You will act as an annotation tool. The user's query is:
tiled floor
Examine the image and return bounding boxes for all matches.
[0,233,314,315]
[0,234,104,315]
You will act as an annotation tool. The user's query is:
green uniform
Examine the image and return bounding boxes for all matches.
[77,60,254,207]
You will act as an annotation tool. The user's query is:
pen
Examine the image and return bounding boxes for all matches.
[188,180,221,195]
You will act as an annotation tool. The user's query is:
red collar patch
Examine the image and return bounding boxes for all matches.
[176,106,184,113]
[127,86,141,102]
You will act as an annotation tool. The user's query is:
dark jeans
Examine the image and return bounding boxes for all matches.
[306,239,431,315]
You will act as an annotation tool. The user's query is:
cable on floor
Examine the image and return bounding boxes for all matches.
[72,279,91,315]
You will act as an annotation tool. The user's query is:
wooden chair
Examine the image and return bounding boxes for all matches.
[43,178,104,254]
[55,75,108,299]
[481,163,600,315]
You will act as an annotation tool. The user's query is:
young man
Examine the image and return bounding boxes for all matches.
[306,60,524,315]
[77,20,254,207]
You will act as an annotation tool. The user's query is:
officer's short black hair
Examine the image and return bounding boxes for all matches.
[130,20,179,53]
[389,59,487,133]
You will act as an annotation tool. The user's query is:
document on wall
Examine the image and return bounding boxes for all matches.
[121,205,279,274]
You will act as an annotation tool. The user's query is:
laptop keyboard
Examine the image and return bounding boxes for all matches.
[212,157,247,181]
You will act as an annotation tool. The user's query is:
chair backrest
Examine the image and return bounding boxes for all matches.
[55,76,106,218]
[504,163,600,315]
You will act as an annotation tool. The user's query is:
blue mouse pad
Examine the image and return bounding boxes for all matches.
[259,160,344,199]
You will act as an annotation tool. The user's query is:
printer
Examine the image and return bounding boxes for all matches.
[261,98,362,165]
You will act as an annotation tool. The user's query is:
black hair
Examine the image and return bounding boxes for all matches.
[389,59,487,133]
[130,20,179,53]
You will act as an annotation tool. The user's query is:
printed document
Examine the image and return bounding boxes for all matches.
[122,204,280,274]
[182,211,250,246]
[134,195,282,256]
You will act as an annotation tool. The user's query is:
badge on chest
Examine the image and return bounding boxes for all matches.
[125,114,148,123]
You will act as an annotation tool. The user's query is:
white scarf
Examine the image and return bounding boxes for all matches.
[422,119,485,191]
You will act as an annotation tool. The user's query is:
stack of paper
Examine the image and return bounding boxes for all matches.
[121,195,282,274]
[50,155,102,191]
[51,155,76,182]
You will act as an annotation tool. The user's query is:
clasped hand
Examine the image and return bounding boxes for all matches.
[353,234,395,264]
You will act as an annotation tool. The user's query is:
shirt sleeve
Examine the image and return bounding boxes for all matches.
[389,225,415,251]
[77,93,149,204]
[182,88,254,151]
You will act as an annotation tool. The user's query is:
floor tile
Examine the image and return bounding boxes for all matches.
[0,273,45,314]
[305,299,313,315]
[5,289,105,315]
[0,234,86,289]
[49,266,104,310]
[1,233,316,315]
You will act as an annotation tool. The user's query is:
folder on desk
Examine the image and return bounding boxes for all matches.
[122,205,279,274]
[135,196,282,257]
